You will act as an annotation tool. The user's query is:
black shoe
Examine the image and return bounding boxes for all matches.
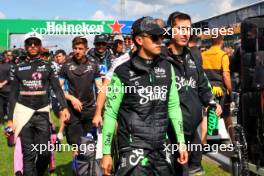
[189,166,205,176]
[15,171,23,176]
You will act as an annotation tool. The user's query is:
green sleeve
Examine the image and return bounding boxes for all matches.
[168,65,185,143]
[103,73,124,154]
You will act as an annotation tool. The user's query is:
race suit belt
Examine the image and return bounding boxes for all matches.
[20,91,47,96]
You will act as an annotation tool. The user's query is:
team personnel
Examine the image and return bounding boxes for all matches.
[101,16,188,176]
[92,52,131,127]
[112,35,125,58]
[59,36,102,145]
[0,52,11,120]
[87,34,115,78]
[7,32,70,176]
[51,49,68,140]
[166,12,222,175]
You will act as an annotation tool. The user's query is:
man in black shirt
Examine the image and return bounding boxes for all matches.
[166,12,222,176]
[0,54,11,121]
[59,36,102,145]
[7,32,70,176]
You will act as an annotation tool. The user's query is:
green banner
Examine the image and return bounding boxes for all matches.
[0,19,127,52]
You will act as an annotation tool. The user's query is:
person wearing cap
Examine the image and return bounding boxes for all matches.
[165,12,222,176]
[112,35,125,57]
[87,34,115,79]
[101,16,188,176]
[6,32,70,176]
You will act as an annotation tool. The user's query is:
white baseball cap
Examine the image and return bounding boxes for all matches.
[24,32,43,42]
[113,35,124,42]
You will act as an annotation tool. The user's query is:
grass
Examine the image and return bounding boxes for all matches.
[202,159,231,176]
[0,112,231,176]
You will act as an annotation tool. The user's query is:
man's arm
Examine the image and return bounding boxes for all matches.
[50,64,67,109]
[95,79,103,91]
[93,79,111,127]
[168,65,185,143]
[168,65,188,164]
[222,54,232,94]
[102,73,124,155]
[0,80,8,89]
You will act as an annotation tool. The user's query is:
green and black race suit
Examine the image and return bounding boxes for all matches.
[102,55,185,155]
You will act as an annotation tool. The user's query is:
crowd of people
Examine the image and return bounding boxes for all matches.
[0,11,240,176]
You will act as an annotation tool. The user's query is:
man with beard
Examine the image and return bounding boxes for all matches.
[7,32,70,176]
[59,36,102,146]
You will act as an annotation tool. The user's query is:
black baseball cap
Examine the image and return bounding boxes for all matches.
[131,16,165,36]
[94,34,108,44]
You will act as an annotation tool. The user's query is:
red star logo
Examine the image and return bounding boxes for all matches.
[109,20,124,33]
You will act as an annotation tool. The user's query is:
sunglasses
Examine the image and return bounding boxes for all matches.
[25,39,41,47]
[141,34,163,42]
[95,42,107,46]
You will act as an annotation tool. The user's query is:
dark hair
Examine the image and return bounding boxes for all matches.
[55,49,66,56]
[72,36,88,48]
[154,18,166,28]
[167,12,191,27]
[132,36,141,49]
[211,34,224,45]
[189,35,199,43]
[3,50,12,55]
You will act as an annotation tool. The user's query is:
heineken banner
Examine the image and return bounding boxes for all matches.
[0,19,133,51]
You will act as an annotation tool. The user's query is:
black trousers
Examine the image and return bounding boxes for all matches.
[116,148,174,176]
[0,92,8,119]
[65,105,94,145]
[19,112,51,176]
[174,130,203,176]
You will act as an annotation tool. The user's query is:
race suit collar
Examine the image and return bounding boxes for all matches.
[25,57,42,63]
[131,55,161,73]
